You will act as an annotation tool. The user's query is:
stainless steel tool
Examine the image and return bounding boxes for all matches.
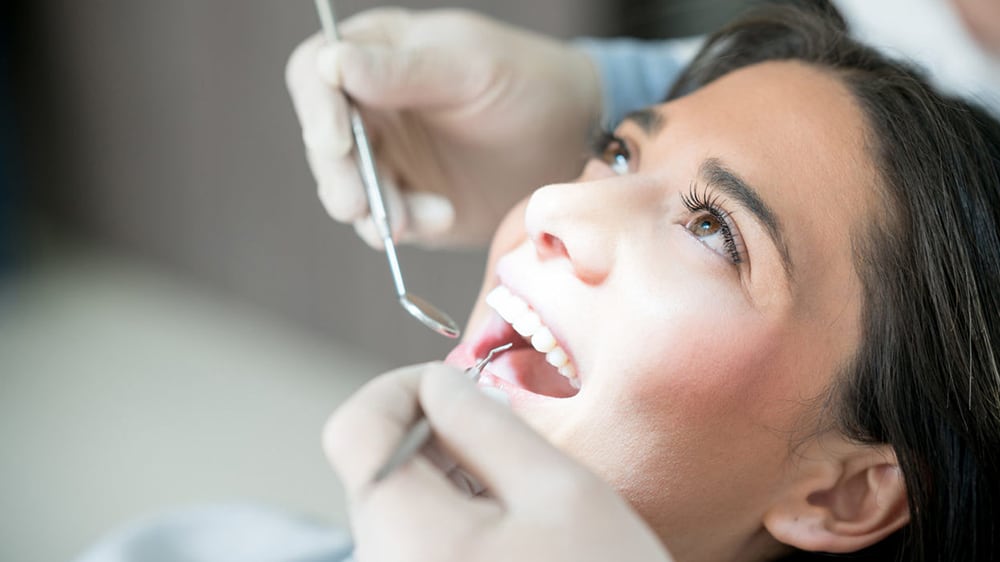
[373,342,514,483]
[314,0,460,339]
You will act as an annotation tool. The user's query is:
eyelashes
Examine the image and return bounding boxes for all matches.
[681,184,744,265]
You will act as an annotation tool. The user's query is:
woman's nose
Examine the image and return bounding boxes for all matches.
[524,179,629,285]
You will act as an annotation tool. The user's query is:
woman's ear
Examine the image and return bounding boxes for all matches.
[763,442,910,554]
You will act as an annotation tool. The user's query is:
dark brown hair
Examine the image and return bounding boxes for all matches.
[668,2,1000,560]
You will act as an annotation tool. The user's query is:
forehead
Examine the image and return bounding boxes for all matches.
[662,61,877,303]
[671,60,876,215]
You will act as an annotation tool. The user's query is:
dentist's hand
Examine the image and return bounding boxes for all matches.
[286,9,601,249]
[323,362,673,562]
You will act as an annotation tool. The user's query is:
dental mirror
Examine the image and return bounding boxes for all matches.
[314,0,461,339]
[400,293,460,338]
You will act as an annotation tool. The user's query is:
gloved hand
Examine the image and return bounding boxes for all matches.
[323,362,674,562]
[286,8,601,248]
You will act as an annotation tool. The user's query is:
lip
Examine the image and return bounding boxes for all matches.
[476,369,567,408]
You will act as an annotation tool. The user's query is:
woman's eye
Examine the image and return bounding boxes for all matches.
[685,211,742,264]
[689,214,722,237]
[592,132,632,175]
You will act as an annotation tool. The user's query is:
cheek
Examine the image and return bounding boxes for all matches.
[590,259,794,464]
[607,237,790,425]
[490,197,531,260]
[466,198,531,332]
[621,313,784,430]
[584,311,796,527]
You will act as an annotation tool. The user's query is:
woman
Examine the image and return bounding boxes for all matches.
[328,2,1000,561]
[80,2,998,562]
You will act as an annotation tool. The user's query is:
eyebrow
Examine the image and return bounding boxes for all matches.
[699,158,794,279]
[621,107,665,136]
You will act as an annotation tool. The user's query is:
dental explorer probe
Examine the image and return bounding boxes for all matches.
[373,342,513,483]
[314,0,460,339]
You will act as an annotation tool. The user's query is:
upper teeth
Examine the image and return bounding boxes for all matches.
[485,285,579,388]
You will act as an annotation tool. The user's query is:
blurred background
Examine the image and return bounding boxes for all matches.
[1,1,746,560]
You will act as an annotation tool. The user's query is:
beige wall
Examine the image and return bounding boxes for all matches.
[30,0,611,364]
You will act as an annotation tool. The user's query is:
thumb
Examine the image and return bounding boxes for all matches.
[419,364,593,505]
[317,42,490,109]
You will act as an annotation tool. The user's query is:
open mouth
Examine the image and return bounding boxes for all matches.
[462,285,581,399]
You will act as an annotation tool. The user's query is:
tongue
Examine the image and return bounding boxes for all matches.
[486,348,578,398]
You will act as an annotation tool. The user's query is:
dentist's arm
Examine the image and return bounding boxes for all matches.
[286,9,697,250]
[323,362,674,562]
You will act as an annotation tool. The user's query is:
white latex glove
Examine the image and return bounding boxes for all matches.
[323,362,674,562]
[286,8,601,248]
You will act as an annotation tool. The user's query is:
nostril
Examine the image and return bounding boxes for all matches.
[535,231,570,261]
[524,186,612,285]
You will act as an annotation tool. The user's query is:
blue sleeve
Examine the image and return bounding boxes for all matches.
[574,36,704,127]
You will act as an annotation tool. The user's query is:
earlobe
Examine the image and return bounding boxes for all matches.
[763,444,910,554]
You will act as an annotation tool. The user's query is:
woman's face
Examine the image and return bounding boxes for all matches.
[446,61,879,560]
